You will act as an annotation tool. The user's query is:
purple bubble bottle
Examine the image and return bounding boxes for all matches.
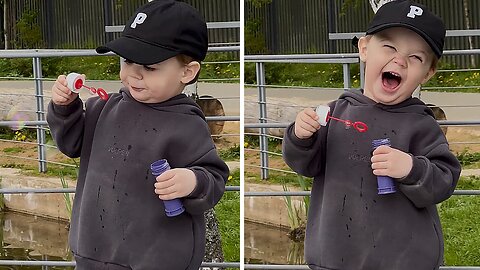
[372,138,397,195]
[151,159,185,217]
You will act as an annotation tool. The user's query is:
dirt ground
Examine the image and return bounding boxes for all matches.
[0,121,239,178]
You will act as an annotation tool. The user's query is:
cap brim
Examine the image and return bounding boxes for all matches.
[366,23,442,58]
[96,36,180,65]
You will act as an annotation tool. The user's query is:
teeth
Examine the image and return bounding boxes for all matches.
[387,71,400,77]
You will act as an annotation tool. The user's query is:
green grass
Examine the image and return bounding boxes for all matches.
[2,147,24,154]
[0,160,79,180]
[456,150,480,169]
[245,169,312,188]
[218,144,240,161]
[0,52,239,82]
[215,169,240,265]
[440,175,480,265]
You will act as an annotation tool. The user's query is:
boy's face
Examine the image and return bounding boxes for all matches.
[358,27,437,105]
[119,57,199,103]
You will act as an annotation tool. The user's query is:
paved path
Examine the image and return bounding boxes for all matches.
[0,81,240,120]
[246,87,480,121]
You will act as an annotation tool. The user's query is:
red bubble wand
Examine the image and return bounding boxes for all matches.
[66,73,108,101]
[315,105,368,133]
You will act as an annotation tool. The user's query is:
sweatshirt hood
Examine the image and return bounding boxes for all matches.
[120,88,205,118]
[339,89,435,118]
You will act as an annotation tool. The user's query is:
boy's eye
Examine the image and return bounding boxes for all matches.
[411,55,423,62]
[384,45,396,50]
[143,65,156,71]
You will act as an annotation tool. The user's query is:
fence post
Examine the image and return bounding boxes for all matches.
[342,63,351,89]
[32,57,47,173]
[256,62,269,179]
[359,61,365,89]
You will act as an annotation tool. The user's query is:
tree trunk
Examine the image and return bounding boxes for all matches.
[3,0,9,49]
[462,0,476,67]
[203,208,225,269]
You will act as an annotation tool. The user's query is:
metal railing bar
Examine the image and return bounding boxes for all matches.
[211,133,241,137]
[328,29,480,39]
[244,132,283,139]
[0,186,240,194]
[199,78,240,81]
[244,148,282,157]
[245,50,480,61]
[244,265,480,270]
[0,116,240,127]
[245,164,296,174]
[437,68,480,72]
[203,61,240,64]
[244,121,480,129]
[0,260,240,267]
[0,94,241,102]
[244,190,480,197]
[0,47,239,59]
[244,84,348,90]
[105,22,240,33]
[423,86,480,90]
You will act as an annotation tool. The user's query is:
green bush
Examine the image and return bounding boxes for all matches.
[0,52,238,82]
[456,150,480,167]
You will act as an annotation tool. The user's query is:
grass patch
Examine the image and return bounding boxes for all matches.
[218,144,240,161]
[0,160,79,180]
[216,169,240,265]
[0,52,239,82]
[2,147,24,154]
[456,150,480,169]
[440,175,480,265]
[245,170,312,188]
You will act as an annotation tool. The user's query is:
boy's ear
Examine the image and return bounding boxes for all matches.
[358,36,370,62]
[180,61,201,84]
[421,66,437,84]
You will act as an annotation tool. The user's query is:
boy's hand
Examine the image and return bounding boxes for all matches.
[294,108,321,139]
[154,168,197,200]
[371,146,413,179]
[51,74,80,106]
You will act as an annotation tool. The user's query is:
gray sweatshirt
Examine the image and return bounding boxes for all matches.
[283,89,461,270]
[47,89,229,270]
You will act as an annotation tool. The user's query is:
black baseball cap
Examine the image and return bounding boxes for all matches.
[96,0,208,65]
[366,0,445,58]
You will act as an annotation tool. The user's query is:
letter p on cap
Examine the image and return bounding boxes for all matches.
[407,5,423,18]
[131,12,147,28]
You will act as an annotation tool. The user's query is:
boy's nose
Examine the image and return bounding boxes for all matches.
[393,55,407,68]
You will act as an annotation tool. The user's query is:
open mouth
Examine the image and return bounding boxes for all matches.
[382,71,402,91]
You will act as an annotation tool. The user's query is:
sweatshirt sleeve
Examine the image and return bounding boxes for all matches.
[182,147,229,215]
[46,97,85,158]
[397,123,461,208]
[282,122,327,177]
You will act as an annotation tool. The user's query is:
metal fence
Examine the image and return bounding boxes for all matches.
[245,0,480,67]
[244,49,480,179]
[5,0,240,50]
[242,266,480,270]
[0,48,240,172]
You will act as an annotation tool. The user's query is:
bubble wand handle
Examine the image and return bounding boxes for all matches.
[150,159,185,217]
[372,138,396,195]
